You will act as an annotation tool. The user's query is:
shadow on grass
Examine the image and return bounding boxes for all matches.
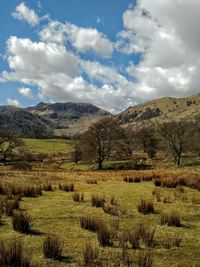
[182,161,200,168]
[55,255,74,263]
[28,229,44,236]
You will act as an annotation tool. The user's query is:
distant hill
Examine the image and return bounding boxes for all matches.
[0,106,53,137]
[0,102,111,138]
[1,94,200,137]
[27,102,111,136]
[116,93,200,127]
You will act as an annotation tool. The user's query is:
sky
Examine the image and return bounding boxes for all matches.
[1,0,200,113]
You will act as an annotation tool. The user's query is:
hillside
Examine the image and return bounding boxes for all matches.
[0,102,110,138]
[0,106,53,138]
[117,93,200,127]
[1,94,200,138]
[27,102,111,136]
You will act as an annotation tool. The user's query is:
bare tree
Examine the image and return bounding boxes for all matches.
[123,126,135,157]
[187,116,200,156]
[157,121,189,166]
[134,127,159,158]
[0,131,25,163]
[71,141,82,164]
[80,118,124,170]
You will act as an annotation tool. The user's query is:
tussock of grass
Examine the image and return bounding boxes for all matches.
[82,243,99,266]
[72,192,84,202]
[43,234,63,260]
[137,199,155,214]
[0,239,31,267]
[137,250,153,267]
[160,210,181,227]
[91,194,105,208]
[12,211,33,234]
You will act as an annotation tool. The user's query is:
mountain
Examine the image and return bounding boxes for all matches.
[0,106,53,137]
[0,102,111,138]
[117,93,200,127]
[1,94,200,138]
[27,102,111,136]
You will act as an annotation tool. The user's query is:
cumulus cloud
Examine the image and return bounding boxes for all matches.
[6,36,80,76]
[12,2,39,26]
[7,98,21,107]
[39,21,113,57]
[18,87,33,99]
[3,0,200,113]
[116,0,200,100]
[1,35,136,113]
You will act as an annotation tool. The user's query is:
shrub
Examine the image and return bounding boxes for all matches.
[82,243,99,266]
[59,183,75,192]
[103,204,119,216]
[107,249,134,267]
[12,211,33,233]
[43,183,54,192]
[173,233,182,247]
[86,179,98,184]
[137,199,154,214]
[103,204,127,217]
[161,233,182,249]
[143,226,156,247]
[154,180,161,187]
[80,216,103,232]
[110,219,120,242]
[160,210,181,227]
[129,224,155,249]
[91,194,105,208]
[12,161,32,171]
[119,230,130,249]
[162,179,177,188]
[0,239,31,267]
[134,178,141,183]
[97,224,113,247]
[123,177,134,183]
[161,234,174,249]
[72,192,84,202]
[152,189,161,202]
[142,176,153,182]
[129,226,142,249]
[163,195,173,204]
[178,177,187,186]
[137,250,153,267]
[43,234,63,260]
[23,186,42,197]
[110,196,118,206]
[5,197,20,216]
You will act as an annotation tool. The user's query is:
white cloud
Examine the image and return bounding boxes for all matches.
[18,87,33,99]
[1,35,136,113]
[116,0,200,100]
[39,21,113,58]
[12,2,39,26]
[4,0,200,113]
[6,36,80,76]
[7,98,21,107]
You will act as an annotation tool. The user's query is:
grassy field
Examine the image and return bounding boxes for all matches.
[23,138,73,154]
[0,169,200,266]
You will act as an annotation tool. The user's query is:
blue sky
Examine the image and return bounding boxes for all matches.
[0,0,200,112]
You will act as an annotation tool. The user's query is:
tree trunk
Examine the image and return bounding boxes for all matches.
[176,154,181,167]
[98,160,103,170]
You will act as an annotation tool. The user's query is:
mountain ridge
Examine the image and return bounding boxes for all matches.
[1,93,200,137]
[0,102,111,137]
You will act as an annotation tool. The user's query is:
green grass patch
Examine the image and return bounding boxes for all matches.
[23,138,73,154]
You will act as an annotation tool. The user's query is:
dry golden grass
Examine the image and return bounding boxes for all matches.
[0,167,199,266]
